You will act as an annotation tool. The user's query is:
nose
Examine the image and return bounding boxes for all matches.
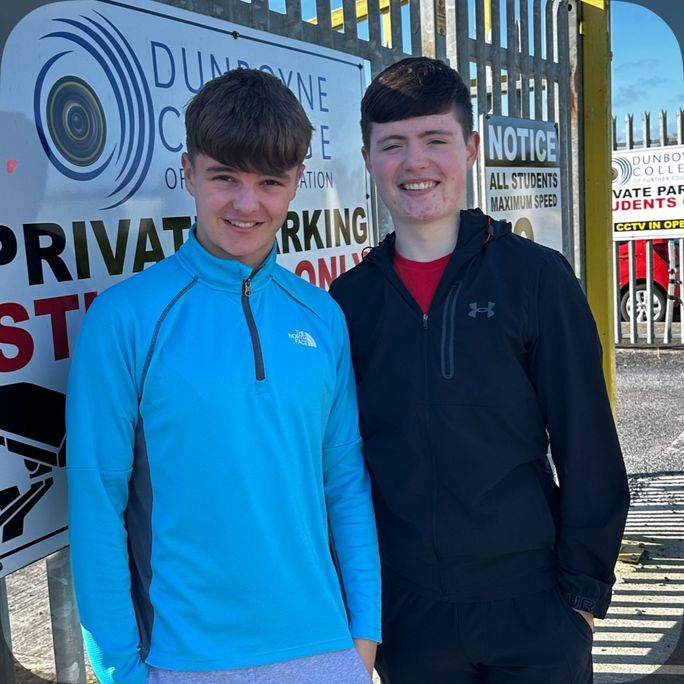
[403,141,430,170]
[232,183,260,214]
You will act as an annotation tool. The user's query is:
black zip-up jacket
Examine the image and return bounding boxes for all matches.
[330,209,629,618]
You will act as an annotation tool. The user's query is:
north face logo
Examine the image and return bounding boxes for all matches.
[288,330,317,348]
[468,302,495,318]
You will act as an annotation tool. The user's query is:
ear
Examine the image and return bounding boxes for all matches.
[465,132,480,169]
[361,147,373,175]
[181,153,196,197]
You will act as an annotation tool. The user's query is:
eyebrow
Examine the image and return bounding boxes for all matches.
[204,165,292,180]
[205,165,235,174]
[375,129,455,145]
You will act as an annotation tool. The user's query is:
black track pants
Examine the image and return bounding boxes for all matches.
[375,581,593,684]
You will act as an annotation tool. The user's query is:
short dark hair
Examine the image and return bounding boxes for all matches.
[360,57,473,148]
[185,68,313,174]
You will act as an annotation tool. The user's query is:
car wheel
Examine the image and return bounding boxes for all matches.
[620,285,667,322]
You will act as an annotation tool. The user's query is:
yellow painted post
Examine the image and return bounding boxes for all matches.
[580,0,616,403]
[382,10,392,47]
[308,0,409,38]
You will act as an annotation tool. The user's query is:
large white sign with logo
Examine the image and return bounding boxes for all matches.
[481,114,562,252]
[0,0,371,578]
[612,145,684,239]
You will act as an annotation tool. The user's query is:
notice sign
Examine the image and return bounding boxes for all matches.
[612,145,684,239]
[0,0,371,577]
[481,115,562,252]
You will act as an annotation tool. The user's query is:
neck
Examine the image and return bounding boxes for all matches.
[393,214,461,261]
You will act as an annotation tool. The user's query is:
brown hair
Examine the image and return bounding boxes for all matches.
[360,57,473,148]
[185,68,313,174]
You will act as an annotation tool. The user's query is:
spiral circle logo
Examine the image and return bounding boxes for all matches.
[46,76,107,167]
[34,13,155,209]
[611,156,633,186]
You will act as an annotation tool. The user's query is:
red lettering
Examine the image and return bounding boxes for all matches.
[317,257,339,290]
[83,291,98,311]
[0,302,34,372]
[295,260,316,284]
[34,294,79,360]
[295,253,365,290]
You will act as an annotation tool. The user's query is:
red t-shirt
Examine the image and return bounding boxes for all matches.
[393,250,452,314]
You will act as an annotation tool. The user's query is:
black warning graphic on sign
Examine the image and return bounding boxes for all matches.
[0,383,66,562]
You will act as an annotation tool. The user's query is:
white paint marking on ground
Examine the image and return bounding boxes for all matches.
[665,429,684,455]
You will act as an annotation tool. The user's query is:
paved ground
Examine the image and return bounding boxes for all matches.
[616,348,684,475]
[4,349,684,683]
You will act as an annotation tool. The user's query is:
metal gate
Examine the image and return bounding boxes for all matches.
[1,1,583,682]
[612,108,684,346]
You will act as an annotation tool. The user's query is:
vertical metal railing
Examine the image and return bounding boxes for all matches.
[0,577,14,684]
[46,549,86,683]
[613,237,681,346]
[628,240,638,343]
[447,0,573,262]
[680,238,684,344]
[645,241,654,344]
[612,241,622,346]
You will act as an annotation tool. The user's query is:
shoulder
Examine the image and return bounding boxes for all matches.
[490,233,575,278]
[272,264,345,325]
[329,258,379,312]
[331,258,377,291]
[493,231,558,259]
[82,253,195,332]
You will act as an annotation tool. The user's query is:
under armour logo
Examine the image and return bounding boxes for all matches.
[468,302,495,318]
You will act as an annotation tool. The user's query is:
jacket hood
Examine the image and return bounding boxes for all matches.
[457,208,511,248]
[365,208,511,269]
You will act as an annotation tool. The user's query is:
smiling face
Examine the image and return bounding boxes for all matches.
[363,111,479,234]
[182,153,303,269]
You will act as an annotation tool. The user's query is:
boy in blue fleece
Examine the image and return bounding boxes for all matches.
[67,68,380,684]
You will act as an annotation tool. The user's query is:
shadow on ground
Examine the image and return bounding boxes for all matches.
[595,473,684,683]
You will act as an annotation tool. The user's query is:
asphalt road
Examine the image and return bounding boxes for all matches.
[616,348,684,474]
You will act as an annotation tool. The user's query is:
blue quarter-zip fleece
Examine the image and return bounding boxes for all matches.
[66,229,381,684]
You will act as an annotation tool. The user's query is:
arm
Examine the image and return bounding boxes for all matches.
[66,293,149,684]
[322,306,382,661]
[529,252,630,619]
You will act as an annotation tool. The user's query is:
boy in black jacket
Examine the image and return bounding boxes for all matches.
[329,57,629,683]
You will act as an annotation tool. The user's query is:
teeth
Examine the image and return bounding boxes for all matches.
[229,220,258,228]
[402,181,436,191]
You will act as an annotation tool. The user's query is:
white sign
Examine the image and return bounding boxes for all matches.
[612,145,684,239]
[0,0,371,577]
[481,115,562,252]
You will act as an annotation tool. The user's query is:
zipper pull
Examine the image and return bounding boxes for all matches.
[423,313,429,329]
[243,278,252,297]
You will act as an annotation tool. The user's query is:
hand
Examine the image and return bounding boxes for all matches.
[573,608,595,631]
[353,638,377,676]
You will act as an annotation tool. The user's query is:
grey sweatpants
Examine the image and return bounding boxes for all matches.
[147,648,372,683]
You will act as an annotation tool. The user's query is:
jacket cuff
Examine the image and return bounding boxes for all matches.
[349,621,382,644]
[558,575,613,619]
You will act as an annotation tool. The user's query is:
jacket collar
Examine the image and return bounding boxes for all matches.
[175,226,276,293]
[366,209,510,271]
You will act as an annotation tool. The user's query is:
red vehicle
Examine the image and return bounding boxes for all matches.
[617,239,678,322]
